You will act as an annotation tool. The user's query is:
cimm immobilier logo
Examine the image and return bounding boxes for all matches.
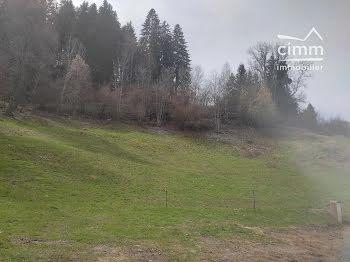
[277,27,324,71]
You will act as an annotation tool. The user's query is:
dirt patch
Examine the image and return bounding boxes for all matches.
[93,225,344,262]
[201,224,344,262]
[94,244,165,262]
[146,126,174,136]
[340,227,350,261]
[11,238,71,245]
[206,127,276,158]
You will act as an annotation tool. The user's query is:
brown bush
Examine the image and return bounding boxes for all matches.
[321,118,350,137]
[96,86,148,121]
[170,95,212,130]
[32,78,62,112]
[122,88,147,122]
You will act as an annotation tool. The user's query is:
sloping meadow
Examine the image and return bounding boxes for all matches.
[0,116,343,261]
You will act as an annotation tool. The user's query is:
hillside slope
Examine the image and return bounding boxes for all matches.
[0,115,348,261]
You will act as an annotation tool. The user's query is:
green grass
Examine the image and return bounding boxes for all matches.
[279,127,350,218]
[0,115,348,261]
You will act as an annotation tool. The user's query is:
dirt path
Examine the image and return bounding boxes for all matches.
[200,225,344,262]
[340,227,350,262]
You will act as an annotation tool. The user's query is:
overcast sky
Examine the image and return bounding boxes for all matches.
[72,0,350,121]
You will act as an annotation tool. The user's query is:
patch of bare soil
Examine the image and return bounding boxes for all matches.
[94,244,165,262]
[146,126,174,136]
[94,225,344,262]
[201,224,344,262]
[11,238,71,245]
[206,126,277,158]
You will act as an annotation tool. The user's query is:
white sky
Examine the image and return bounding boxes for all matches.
[72,0,350,121]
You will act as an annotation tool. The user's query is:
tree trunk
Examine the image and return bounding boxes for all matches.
[5,96,16,116]
[57,77,68,114]
[215,107,221,133]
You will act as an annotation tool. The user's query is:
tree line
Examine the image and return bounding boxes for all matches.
[0,0,348,135]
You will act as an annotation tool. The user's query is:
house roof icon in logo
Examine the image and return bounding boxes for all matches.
[278,27,323,42]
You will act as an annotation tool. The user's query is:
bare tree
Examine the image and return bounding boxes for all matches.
[208,72,222,132]
[61,55,92,115]
[154,68,173,126]
[248,42,311,117]
[206,64,231,133]
[289,62,312,102]
[248,42,272,86]
[0,0,57,115]
[135,65,152,121]
[57,38,85,113]
[112,25,137,118]
[190,65,204,101]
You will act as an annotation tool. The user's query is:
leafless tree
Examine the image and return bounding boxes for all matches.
[206,64,231,132]
[0,0,57,115]
[289,62,312,103]
[61,55,92,115]
[248,42,311,103]
[248,42,273,86]
[154,68,173,126]
[57,38,85,113]
[190,65,205,101]
[112,29,137,117]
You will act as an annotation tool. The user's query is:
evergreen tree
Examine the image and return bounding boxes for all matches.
[119,22,138,85]
[74,2,90,44]
[139,8,162,84]
[266,54,276,92]
[300,103,318,130]
[173,24,191,92]
[84,3,98,80]
[122,22,137,46]
[235,64,247,90]
[46,0,57,26]
[275,61,298,116]
[56,0,75,50]
[94,0,121,84]
[265,56,298,118]
[226,73,236,93]
[224,72,238,119]
[159,21,174,70]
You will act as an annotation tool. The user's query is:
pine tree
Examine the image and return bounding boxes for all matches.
[119,22,137,86]
[275,61,298,116]
[139,8,162,84]
[56,0,75,50]
[300,103,318,130]
[46,0,57,26]
[122,22,137,46]
[266,54,276,92]
[74,2,90,44]
[173,24,191,93]
[159,21,174,70]
[84,3,98,79]
[235,64,247,90]
[226,73,236,93]
[264,55,298,118]
[94,0,121,84]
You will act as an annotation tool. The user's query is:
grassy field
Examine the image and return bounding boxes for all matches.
[0,115,349,261]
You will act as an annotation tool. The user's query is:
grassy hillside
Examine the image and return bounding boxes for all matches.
[0,115,348,261]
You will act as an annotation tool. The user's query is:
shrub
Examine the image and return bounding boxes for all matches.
[298,103,318,131]
[321,117,350,137]
[239,87,277,126]
[170,95,212,130]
